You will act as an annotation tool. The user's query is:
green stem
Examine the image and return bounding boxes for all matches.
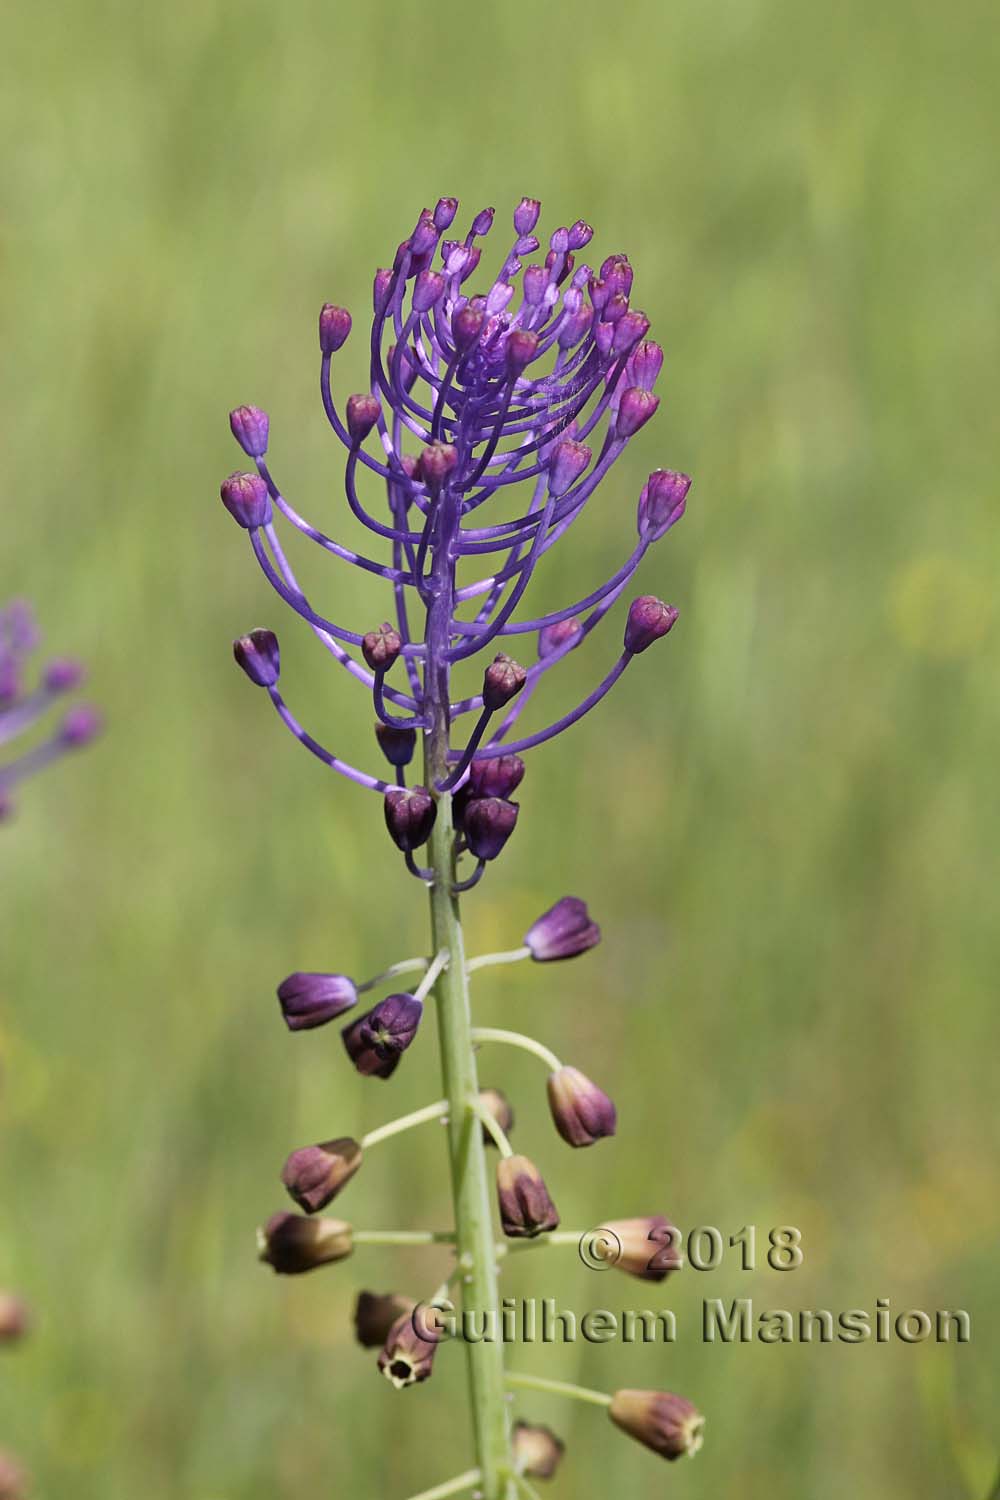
[405,1468,482,1500]
[471,1097,514,1157]
[467,946,531,974]
[505,1371,612,1408]
[425,739,514,1500]
[470,1026,562,1072]
[353,1229,455,1247]
[357,955,430,995]
[360,1099,449,1150]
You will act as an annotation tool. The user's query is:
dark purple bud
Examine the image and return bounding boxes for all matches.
[43,657,85,693]
[601,254,633,298]
[637,470,691,542]
[629,339,664,391]
[384,786,436,852]
[281,1137,363,1213]
[547,1066,617,1147]
[417,441,458,494]
[603,292,629,324]
[472,206,495,236]
[410,211,438,258]
[319,303,352,354]
[229,404,269,458]
[609,1390,705,1460]
[375,722,417,768]
[514,197,541,235]
[613,309,650,355]
[341,993,424,1078]
[378,1307,442,1389]
[568,219,594,250]
[525,896,600,961]
[0,1294,29,1344]
[220,471,271,529]
[598,1216,684,1281]
[538,617,583,659]
[413,269,446,312]
[373,268,393,314]
[616,388,659,438]
[60,705,102,747]
[512,1422,566,1480]
[624,596,678,654]
[464,797,519,861]
[479,1087,515,1145]
[346,393,381,443]
[355,1289,417,1348]
[547,438,591,498]
[505,329,539,377]
[482,653,527,711]
[466,753,525,801]
[233,628,280,687]
[496,1154,560,1238]
[362,622,402,672]
[257,1212,353,1274]
[434,197,458,231]
[452,304,484,354]
[523,265,548,307]
[277,972,358,1032]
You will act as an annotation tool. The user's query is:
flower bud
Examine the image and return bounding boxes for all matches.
[637,470,691,542]
[472,207,495,236]
[378,1307,442,1389]
[233,628,280,687]
[603,292,629,324]
[319,303,352,354]
[0,1294,29,1344]
[452,304,484,354]
[220,471,271,529]
[257,1212,353,1274]
[413,269,446,313]
[354,1289,417,1348]
[459,244,481,282]
[506,330,539,378]
[558,303,592,349]
[613,308,650,355]
[624,596,678,654]
[516,233,540,255]
[410,211,438,258]
[549,225,570,256]
[478,1087,515,1145]
[362,622,402,672]
[374,722,417,768]
[616,386,659,437]
[229,404,269,458]
[384,786,436,851]
[628,339,663,391]
[277,972,358,1031]
[547,1066,617,1147]
[0,1452,26,1500]
[568,219,594,250]
[346,393,381,444]
[545,248,575,286]
[514,197,541,235]
[512,1421,566,1479]
[373,268,393,314]
[60,705,102,747]
[524,896,600,961]
[601,254,633,298]
[464,797,518,861]
[538,617,583,659]
[598,1216,683,1281]
[281,1137,363,1213]
[487,281,515,317]
[417,441,458,493]
[547,439,591,498]
[608,1390,704,1460]
[496,1154,559,1238]
[482,653,527,711]
[341,993,423,1078]
[466,754,525,801]
[434,197,458,231]
[43,658,84,693]
[523,265,548,307]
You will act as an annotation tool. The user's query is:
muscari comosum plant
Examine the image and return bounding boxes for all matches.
[222,196,703,1500]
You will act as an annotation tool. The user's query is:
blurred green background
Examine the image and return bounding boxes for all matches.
[2,0,997,1495]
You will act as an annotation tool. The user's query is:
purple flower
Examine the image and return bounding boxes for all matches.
[223,198,690,886]
[341,993,424,1078]
[546,1065,617,1147]
[277,972,358,1031]
[524,896,601,961]
[624,596,679,654]
[234,629,280,687]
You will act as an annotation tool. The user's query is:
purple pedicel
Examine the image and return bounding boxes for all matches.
[222,199,691,886]
[0,599,101,820]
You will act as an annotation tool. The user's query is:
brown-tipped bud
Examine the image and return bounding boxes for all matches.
[466,754,525,801]
[478,1087,515,1145]
[257,1212,353,1275]
[496,1154,559,1238]
[598,1217,683,1281]
[464,797,519,861]
[0,1452,26,1500]
[377,1307,442,1389]
[616,387,659,438]
[354,1290,417,1348]
[624,596,678,654]
[319,303,352,354]
[375,722,417,768]
[609,1390,705,1461]
[281,1137,363,1213]
[452,303,485,354]
[506,329,539,377]
[417,441,458,494]
[546,1066,617,1147]
[384,786,437,852]
[483,652,527,711]
[0,1294,29,1345]
[512,1421,566,1480]
[346,392,381,443]
[362,621,402,672]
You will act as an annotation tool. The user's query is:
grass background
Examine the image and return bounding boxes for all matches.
[1,0,997,1495]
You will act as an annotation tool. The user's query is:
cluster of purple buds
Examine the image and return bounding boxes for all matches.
[0,600,101,823]
[223,195,690,891]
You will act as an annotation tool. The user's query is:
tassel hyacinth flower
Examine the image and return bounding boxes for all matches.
[225,197,701,1499]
